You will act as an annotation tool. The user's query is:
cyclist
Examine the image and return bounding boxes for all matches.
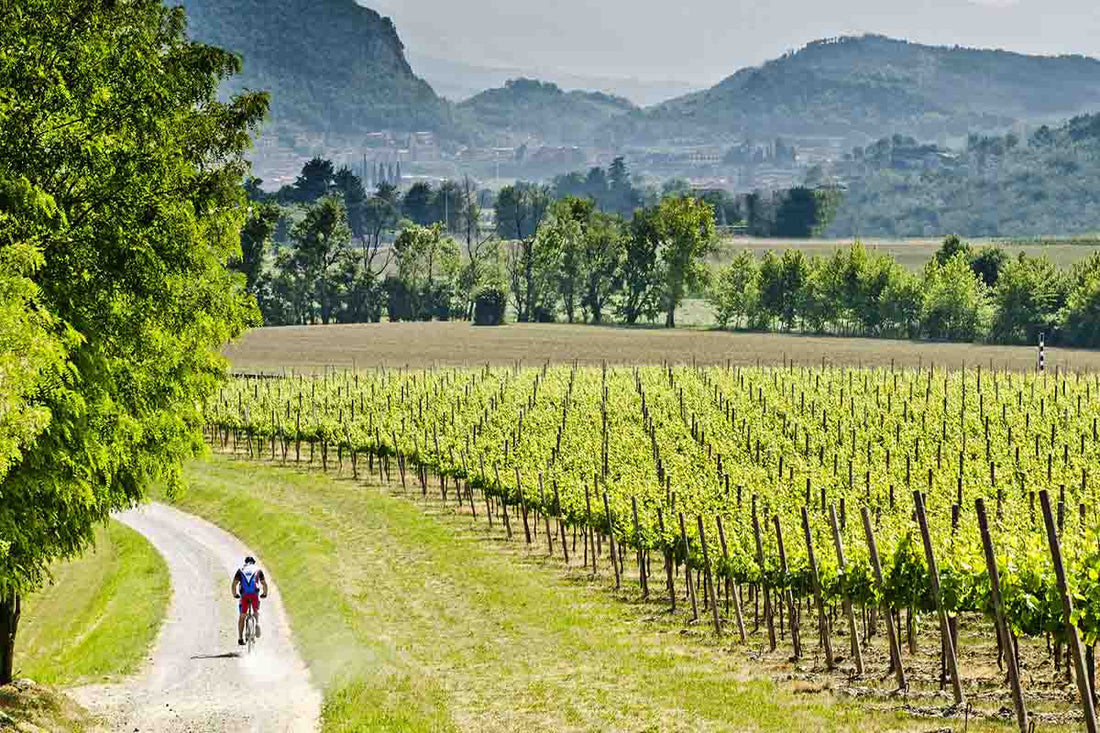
[231,556,268,646]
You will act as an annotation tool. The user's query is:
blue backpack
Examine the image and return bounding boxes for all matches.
[240,566,261,594]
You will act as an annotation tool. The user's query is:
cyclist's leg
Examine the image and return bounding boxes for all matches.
[254,597,261,638]
[238,596,247,644]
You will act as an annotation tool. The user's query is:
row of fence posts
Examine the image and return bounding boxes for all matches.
[209,424,1098,732]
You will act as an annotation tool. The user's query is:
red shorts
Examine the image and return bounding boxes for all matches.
[239,593,260,614]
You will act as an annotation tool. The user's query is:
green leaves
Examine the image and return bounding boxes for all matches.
[0,0,263,599]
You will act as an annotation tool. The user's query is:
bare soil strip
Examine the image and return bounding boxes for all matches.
[224,322,1100,374]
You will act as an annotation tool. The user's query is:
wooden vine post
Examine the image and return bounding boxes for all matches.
[553,481,568,563]
[657,508,675,612]
[632,497,648,598]
[912,490,964,706]
[697,515,722,635]
[773,515,800,659]
[514,466,533,544]
[975,498,1028,733]
[801,507,833,669]
[716,515,747,642]
[494,465,512,540]
[753,504,776,651]
[603,493,621,590]
[679,512,699,621]
[1040,489,1098,733]
[861,507,906,690]
[828,505,863,674]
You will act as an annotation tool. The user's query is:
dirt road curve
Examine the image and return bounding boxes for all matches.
[72,503,322,732]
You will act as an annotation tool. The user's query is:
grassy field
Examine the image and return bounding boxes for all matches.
[163,454,1053,732]
[15,520,169,686]
[225,320,1100,374]
[713,237,1100,271]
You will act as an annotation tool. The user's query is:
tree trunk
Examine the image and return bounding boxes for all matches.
[0,592,21,686]
[665,306,676,329]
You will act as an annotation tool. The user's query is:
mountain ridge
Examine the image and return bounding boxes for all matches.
[178,0,463,180]
[604,34,1100,144]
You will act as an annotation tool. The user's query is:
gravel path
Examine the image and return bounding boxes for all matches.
[72,503,322,732]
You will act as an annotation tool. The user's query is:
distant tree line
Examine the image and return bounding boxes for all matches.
[239,159,1100,348]
[238,157,719,329]
[708,235,1100,348]
[241,158,499,326]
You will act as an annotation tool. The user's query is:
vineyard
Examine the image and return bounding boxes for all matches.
[206,360,1100,730]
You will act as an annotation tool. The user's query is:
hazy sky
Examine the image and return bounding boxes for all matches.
[366,0,1100,85]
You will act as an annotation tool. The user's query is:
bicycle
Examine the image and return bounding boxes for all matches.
[243,606,259,654]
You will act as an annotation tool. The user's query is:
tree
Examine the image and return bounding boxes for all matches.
[774,187,819,238]
[402,182,436,225]
[855,253,902,335]
[457,175,498,320]
[290,157,336,203]
[334,166,369,240]
[0,0,264,683]
[392,224,461,321]
[617,208,664,325]
[360,188,399,278]
[435,180,465,234]
[495,183,550,242]
[496,183,552,321]
[708,250,758,329]
[607,156,642,215]
[542,198,590,323]
[1063,273,1100,347]
[921,253,992,341]
[934,234,971,266]
[1061,253,1100,347]
[778,249,809,329]
[970,245,1008,288]
[756,250,784,330]
[654,197,717,328]
[233,203,281,293]
[580,212,625,324]
[990,254,1064,343]
[288,197,354,324]
[880,268,924,338]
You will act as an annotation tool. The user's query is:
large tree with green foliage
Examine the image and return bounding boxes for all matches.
[234,203,281,293]
[707,250,758,329]
[921,253,992,340]
[0,0,264,682]
[654,197,717,328]
[990,254,1065,343]
[285,196,354,324]
[579,212,625,324]
[391,224,461,321]
[617,208,664,325]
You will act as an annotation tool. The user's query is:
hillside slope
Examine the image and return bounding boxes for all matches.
[606,35,1100,144]
[178,0,460,170]
[826,114,1100,237]
[459,78,636,145]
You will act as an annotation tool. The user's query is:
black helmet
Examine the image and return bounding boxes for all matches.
[244,556,256,565]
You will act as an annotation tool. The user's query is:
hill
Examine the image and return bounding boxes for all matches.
[458,78,636,146]
[178,0,462,179]
[407,51,698,106]
[825,114,1100,237]
[604,35,1100,144]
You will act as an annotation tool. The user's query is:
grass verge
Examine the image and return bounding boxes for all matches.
[0,680,92,732]
[15,520,169,686]
[166,454,1036,732]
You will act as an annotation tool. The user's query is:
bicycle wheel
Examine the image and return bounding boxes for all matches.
[246,614,257,654]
